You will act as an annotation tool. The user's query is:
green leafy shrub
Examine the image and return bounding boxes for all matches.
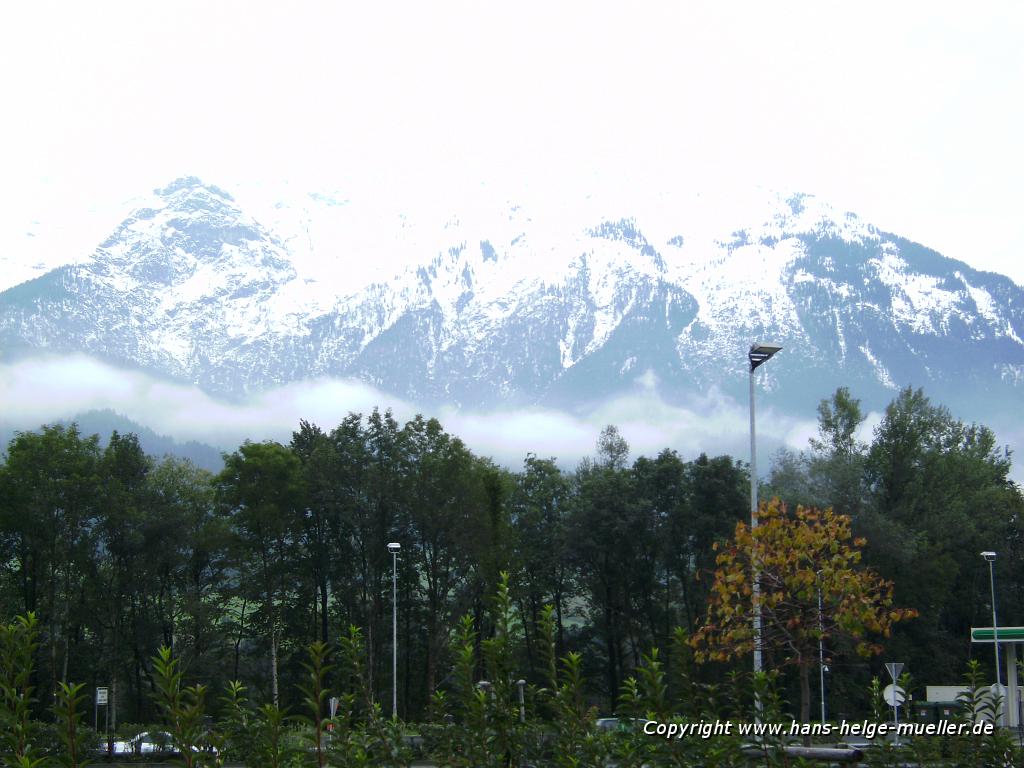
[0,613,41,766]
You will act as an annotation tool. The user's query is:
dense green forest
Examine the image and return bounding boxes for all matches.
[0,386,1021,727]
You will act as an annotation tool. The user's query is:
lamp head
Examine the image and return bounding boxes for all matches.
[387,542,401,554]
[981,551,997,562]
[749,343,783,371]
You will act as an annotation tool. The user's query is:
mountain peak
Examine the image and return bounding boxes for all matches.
[155,176,236,203]
[0,180,1021,425]
[96,177,278,273]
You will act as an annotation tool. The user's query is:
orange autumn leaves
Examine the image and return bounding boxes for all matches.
[691,498,916,667]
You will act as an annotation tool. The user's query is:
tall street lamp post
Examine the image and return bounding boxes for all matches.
[388,542,401,719]
[817,570,827,726]
[749,342,782,678]
[981,550,1002,722]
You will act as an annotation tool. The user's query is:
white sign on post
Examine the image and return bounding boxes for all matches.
[882,665,907,746]
[885,662,904,681]
[883,684,906,707]
[96,687,109,705]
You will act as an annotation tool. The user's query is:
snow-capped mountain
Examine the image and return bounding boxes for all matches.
[1,177,1022,425]
[0,178,332,394]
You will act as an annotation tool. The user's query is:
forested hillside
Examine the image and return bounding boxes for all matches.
[1,387,1020,725]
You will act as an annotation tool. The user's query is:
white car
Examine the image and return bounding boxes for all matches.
[109,730,176,754]
[596,717,652,732]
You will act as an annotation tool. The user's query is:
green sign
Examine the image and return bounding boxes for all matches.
[971,627,1024,642]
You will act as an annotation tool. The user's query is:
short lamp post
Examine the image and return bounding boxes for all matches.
[388,542,401,719]
[981,550,1002,722]
[749,342,782,678]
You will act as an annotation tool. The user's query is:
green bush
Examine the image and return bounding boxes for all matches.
[8,590,1024,768]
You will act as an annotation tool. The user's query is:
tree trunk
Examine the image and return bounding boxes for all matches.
[679,565,694,633]
[232,598,247,682]
[554,587,565,660]
[111,597,121,730]
[62,630,70,685]
[20,538,32,614]
[520,596,536,678]
[133,655,142,722]
[604,591,618,709]
[367,602,375,698]
[319,575,329,644]
[425,605,437,702]
[271,623,279,707]
[49,561,58,706]
[799,662,811,746]
[403,577,411,719]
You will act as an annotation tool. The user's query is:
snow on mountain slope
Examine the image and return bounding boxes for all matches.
[1,177,1022,422]
[0,178,336,392]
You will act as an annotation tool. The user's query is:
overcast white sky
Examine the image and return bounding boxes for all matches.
[1,1,1022,282]
[0,2,1022,477]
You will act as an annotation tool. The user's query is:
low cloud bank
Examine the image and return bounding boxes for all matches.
[3,355,1010,483]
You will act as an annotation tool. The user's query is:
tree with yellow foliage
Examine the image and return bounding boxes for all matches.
[691,498,916,725]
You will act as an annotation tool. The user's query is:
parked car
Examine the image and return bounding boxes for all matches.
[102,729,219,756]
[109,730,176,754]
[595,717,651,733]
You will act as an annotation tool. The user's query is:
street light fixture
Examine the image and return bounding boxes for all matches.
[981,550,1002,722]
[749,342,782,678]
[388,542,401,719]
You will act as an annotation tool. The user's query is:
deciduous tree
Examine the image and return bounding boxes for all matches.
[863,386,1024,682]
[691,498,915,725]
[217,441,302,705]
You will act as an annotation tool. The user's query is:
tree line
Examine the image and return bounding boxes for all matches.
[765,386,1024,707]
[0,386,1021,725]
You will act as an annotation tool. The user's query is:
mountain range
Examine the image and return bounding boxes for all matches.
[0,409,223,473]
[1,176,1022,458]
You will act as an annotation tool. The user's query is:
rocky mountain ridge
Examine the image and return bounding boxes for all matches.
[1,177,1021,424]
